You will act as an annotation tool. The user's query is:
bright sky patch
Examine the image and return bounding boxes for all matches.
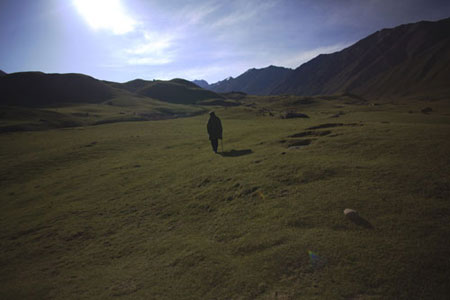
[73,0,137,35]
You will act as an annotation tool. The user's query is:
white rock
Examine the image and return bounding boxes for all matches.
[344,208,357,215]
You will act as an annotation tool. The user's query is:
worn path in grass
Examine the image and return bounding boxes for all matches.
[1,98,450,299]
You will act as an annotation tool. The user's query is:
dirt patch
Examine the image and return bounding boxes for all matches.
[288,139,312,148]
[330,111,345,118]
[282,112,309,119]
[307,123,360,130]
[289,130,331,138]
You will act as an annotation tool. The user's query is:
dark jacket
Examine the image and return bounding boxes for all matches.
[207,114,222,140]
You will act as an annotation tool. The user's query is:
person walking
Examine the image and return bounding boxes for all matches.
[207,111,222,153]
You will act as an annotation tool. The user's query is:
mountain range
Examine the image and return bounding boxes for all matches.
[196,17,450,100]
[203,65,293,95]
[1,17,449,107]
[271,17,450,99]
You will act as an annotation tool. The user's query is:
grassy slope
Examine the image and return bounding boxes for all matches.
[0,95,205,132]
[1,97,450,299]
[136,80,224,105]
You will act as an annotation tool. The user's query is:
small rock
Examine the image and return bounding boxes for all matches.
[344,208,373,229]
[344,208,357,216]
[421,107,432,114]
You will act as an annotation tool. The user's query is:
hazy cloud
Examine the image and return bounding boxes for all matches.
[124,31,177,65]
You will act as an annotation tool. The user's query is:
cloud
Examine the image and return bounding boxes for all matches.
[210,0,278,29]
[123,31,177,65]
[179,1,221,25]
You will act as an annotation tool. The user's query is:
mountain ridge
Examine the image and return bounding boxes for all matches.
[206,65,293,95]
[271,17,450,99]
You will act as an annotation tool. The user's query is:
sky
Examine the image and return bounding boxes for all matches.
[0,0,449,83]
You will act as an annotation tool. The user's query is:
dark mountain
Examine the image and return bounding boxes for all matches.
[208,65,293,95]
[271,17,450,100]
[192,79,209,89]
[134,78,224,104]
[0,70,6,77]
[0,72,115,106]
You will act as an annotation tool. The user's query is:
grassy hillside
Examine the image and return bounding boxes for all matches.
[1,96,450,299]
[104,78,224,104]
[0,72,116,106]
[136,78,224,104]
[0,95,205,133]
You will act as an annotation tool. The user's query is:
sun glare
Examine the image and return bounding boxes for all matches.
[73,0,137,35]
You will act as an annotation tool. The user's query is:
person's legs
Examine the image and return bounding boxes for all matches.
[210,139,218,153]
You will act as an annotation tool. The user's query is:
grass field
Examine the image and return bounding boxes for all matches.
[0,95,205,133]
[1,96,450,299]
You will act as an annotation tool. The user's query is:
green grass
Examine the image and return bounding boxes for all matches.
[0,95,205,132]
[1,96,450,299]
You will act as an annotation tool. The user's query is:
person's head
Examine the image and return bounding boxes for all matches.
[209,111,216,117]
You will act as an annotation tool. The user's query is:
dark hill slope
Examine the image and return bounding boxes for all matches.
[0,72,115,106]
[135,78,224,104]
[103,79,149,93]
[209,65,293,95]
[0,70,6,77]
[272,18,450,100]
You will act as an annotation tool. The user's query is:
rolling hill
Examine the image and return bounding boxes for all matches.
[103,78,224,104]
[271,17,450,100]
[0,72,225,108]
[0,73,209,132]
[207,65,293,95]
[0,70,6,77]
[0,72,115,106]
[131,78,224,105]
